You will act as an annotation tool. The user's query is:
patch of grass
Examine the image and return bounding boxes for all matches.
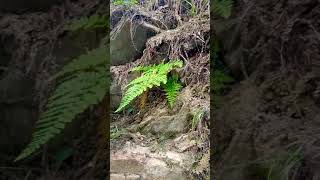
[110,125,126,140]
[266,147,302,180]
[251,147,303,180]
[112,0,138,7]
[183,0,209,17]
[184,0,197,17]
[190,109,205,131]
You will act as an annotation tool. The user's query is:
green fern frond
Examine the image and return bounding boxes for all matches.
[65,15,108,31]
[163,75,182,108]
[15,46,108,161]
[212,0,233,18]
[115,60,183,113]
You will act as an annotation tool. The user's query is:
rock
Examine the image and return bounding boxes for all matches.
[110,79,122,111]
[142,108,192,136]
[110,6,125,29]
[110,20,155,66]
[145,158,170,177]
[111,141,194,180]
[174,134,197,152]
[0,0,62,13]
[110,174,126,180]
[111,159,144,174]
[125,174,141,180]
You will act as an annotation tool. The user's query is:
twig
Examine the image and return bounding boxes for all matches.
[24,170,32,180]
[140,21,164,33]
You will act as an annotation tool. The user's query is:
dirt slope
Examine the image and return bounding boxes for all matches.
[214,0,320,179]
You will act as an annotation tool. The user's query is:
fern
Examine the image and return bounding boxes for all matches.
[15,15,108,161]
[163,75,182,108]
[212,0,233,18]
[115,60,183,113]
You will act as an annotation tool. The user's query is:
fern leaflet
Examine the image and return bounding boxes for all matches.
[163,75,182,108]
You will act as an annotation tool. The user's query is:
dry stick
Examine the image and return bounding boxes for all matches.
[130,13,140,51]
[140,21,164,33]
[139,90,148,111]
[24,170,32,180]
[137,10,169,31]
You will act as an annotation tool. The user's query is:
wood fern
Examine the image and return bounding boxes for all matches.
[15,15,108,161]
[163,75,182,108]
[115,60,183,113]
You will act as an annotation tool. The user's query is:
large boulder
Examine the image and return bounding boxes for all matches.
[110,79,122,111]
[141,108,193,136]
[111,141,194,180]
[110,20,155,66]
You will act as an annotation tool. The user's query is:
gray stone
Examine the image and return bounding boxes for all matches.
[145,158,170,177]
[142,108,192,136]
[110,174,126,180]
[111,20,155,66]
[110,79,122,111]
[111,159,144,174]
[125,174,141,180]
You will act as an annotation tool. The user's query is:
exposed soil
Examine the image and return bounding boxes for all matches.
[213,0,320,179]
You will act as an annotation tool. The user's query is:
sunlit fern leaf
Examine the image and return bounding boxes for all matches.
[163,75,182,108]
[15,46,108,161]
[115,60,183,113]
[212,0,233,18]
